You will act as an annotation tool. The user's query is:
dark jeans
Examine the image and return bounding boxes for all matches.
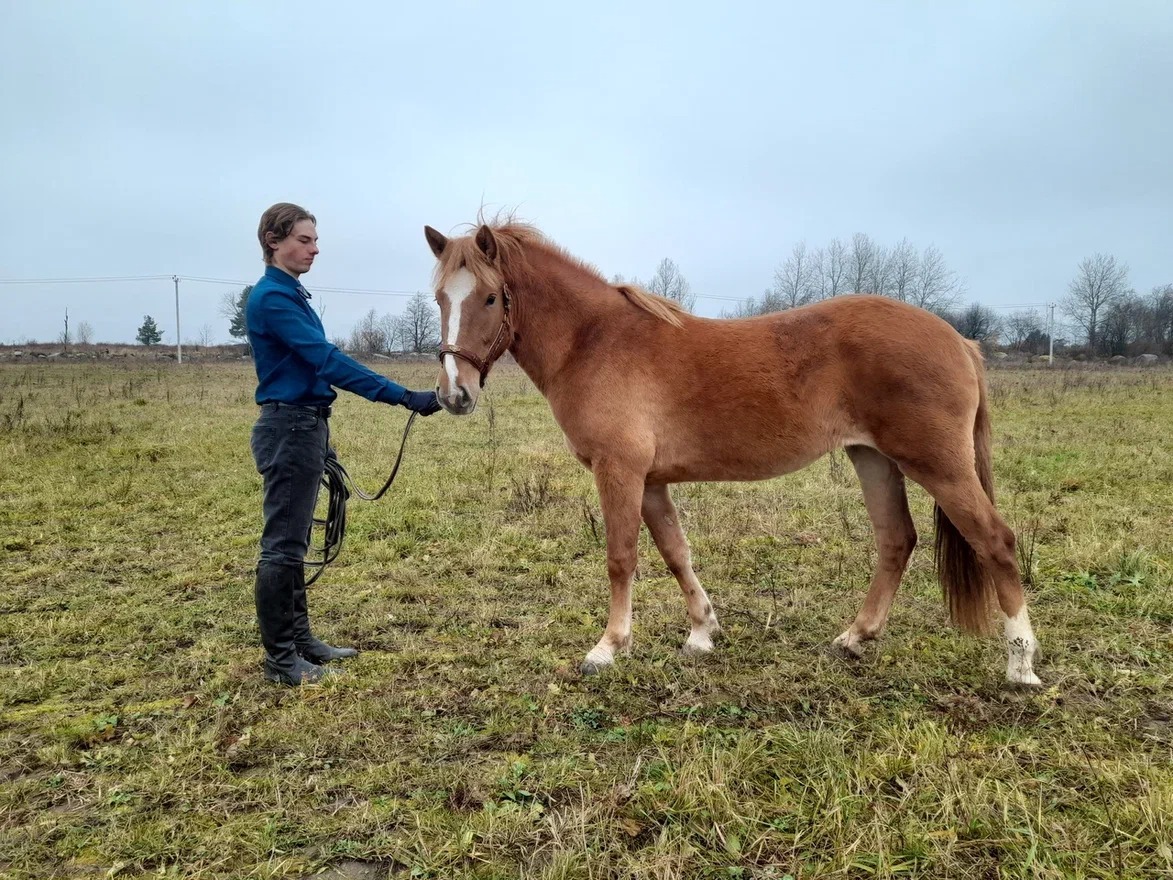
[250,403,331,568]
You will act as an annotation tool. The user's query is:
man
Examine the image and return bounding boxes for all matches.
[246,202,441,686]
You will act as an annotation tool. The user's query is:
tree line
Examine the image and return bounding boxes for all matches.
[21,242,1168,359]
[206,246,1170,359]
[692,237,1169,358]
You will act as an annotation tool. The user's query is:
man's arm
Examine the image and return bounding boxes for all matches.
[262,288,408,404]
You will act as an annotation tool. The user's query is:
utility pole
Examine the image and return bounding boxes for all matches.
[63,307,69,353]
[173,275,182,364]
[1047,302,1055,366]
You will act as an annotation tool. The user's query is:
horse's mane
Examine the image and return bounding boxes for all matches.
[433,210,685,329]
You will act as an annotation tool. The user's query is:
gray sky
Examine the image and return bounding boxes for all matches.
[2,1,1170,344]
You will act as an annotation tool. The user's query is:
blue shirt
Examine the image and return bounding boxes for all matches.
[245,266,407,407]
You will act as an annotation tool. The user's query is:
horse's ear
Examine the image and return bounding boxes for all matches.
[475,224,498,262]
[424,225,448,259]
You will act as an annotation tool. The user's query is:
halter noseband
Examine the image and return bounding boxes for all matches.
[437,284,514,388]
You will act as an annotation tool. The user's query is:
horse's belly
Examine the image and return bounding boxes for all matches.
[648,431,832,484]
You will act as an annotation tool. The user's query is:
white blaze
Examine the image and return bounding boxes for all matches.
[441,268,476,391]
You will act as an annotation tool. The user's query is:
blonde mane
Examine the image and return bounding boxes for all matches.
[433,212,685,328]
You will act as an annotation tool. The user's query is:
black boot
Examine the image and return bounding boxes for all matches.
[255,564,334,685]
[292,566,359,664]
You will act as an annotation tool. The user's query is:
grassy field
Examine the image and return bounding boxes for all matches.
[1,360,1171,879]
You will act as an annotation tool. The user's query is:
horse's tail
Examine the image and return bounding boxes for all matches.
[934,342,996,635]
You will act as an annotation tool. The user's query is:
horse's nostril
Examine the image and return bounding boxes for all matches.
[457,385,472,406]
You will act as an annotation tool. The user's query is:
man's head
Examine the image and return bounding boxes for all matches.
[258,202,318,278]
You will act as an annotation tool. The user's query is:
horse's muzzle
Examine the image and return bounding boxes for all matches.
[439,384,476,415]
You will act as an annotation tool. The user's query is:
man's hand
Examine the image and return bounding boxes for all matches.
[398,389,442,416]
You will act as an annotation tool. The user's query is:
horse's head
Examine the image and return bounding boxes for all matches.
[425,223,512,415]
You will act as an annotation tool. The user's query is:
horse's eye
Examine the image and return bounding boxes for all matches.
[486,295,496,306]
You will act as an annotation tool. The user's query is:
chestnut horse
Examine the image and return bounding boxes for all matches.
[423,219,1041,687]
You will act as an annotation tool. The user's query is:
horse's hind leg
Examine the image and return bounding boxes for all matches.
[641,483,720,656]
[903,461,1041,687]
[831,445,917,658]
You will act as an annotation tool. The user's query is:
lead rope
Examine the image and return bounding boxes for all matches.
[304,410,418,586]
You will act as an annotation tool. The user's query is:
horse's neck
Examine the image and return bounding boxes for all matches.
[507,254,607,393]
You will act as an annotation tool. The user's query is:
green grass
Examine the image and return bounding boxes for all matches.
[1,361,1171,879]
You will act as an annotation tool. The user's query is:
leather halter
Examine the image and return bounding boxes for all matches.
[437,284,514,387]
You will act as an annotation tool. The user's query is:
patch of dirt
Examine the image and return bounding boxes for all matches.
[310,860,402,880]
[1140,701,1173,745]
[447,780,489,812]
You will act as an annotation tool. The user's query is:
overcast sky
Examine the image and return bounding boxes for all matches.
[2,1,1170,344]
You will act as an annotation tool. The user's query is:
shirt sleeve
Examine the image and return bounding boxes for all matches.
[261,289,408,404]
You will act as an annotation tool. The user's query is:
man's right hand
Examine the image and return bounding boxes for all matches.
[398,389,442,416]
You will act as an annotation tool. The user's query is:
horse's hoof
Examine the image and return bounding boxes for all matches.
[681,641,714,658]
[829,632,865,661]
[1006,671,1043,689]
[580,659,604,676]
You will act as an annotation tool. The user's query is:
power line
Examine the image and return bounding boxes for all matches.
[0,274,430,299]
[0,274,172,284]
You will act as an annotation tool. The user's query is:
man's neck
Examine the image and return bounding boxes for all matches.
[271,259,301,280]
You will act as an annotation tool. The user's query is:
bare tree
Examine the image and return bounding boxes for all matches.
[398,291,441,353]
[348,308,391,354]
[1143,284,1173,355]
[76,321,94,345]
[887,238,918,302]
[868,245,895,297]
[848,233,879,293]
[908,245,962,314]
[1062,253,1129,352]
[950,303,1002,344]
[721,295,765,318]
[646,258,696,312]
[1098,294,1144,357]
[816,238,850,300]
[198,323,215,347]
[771,241,819,309]
[1004,309,1043,351]
[384,320,402,353]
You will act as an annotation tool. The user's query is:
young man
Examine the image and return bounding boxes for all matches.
[246,202,441,686]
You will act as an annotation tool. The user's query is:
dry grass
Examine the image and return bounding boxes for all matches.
[1,361,1171,879]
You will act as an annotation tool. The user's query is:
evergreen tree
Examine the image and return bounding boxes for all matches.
[136,315,163,346]
[227,285,252,340]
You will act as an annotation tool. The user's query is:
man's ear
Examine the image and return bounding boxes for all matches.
[424,225,448,259]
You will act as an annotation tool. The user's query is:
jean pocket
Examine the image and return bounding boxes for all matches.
[289,413,320,432]
[251,424,278,469]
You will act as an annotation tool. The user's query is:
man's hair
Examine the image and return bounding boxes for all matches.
[258,202,316,264]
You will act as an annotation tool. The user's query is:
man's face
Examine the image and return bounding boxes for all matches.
[270,219,319,277]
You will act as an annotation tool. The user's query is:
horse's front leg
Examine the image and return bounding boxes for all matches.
[581,464,646,675]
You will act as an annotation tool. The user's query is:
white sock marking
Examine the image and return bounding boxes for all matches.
[1004,607,1041,686]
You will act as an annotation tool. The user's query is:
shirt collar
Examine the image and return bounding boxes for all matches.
[264,265,312,300]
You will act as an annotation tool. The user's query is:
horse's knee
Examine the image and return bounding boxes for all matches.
[606,554,637,582]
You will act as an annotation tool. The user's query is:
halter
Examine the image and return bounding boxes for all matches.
[437,284,514,388]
